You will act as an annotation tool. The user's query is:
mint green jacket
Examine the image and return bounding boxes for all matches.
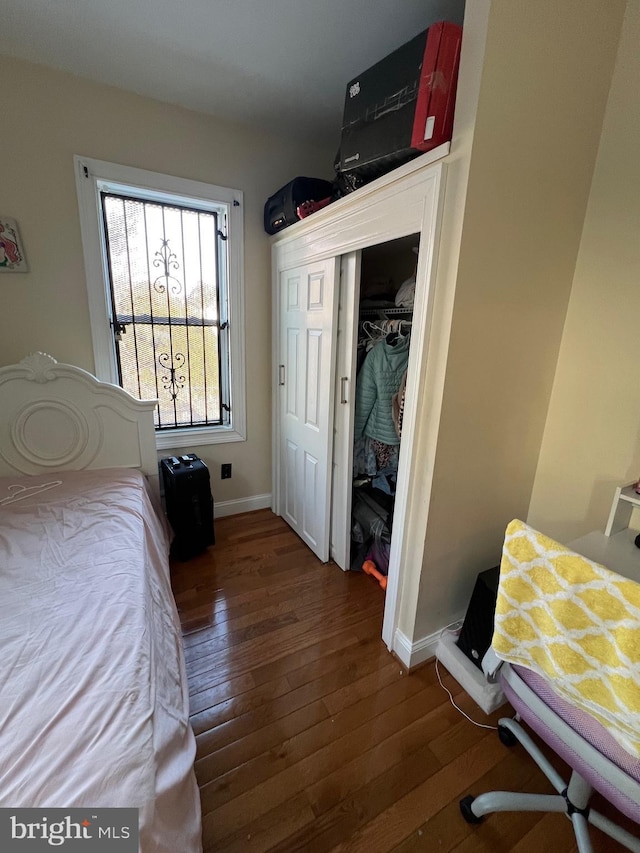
[354,335,410,446]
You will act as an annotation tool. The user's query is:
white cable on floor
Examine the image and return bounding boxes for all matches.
[435,623,498,731]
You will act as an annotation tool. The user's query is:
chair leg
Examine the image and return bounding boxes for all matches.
[498,717,566,792]
[460,723,640,853]
[571,812,594,853]
[462,790,566,821]
[564,772,595,853]
[589,809,640,853]
[565,770,640,853]
[460,716,571,825]
[566,771,592,810]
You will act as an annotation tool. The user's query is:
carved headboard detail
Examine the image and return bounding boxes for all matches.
[0,353,159,492]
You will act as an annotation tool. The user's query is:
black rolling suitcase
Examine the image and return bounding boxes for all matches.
[161,454,215,560]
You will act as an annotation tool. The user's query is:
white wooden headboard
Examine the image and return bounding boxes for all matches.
[0,353,159,493]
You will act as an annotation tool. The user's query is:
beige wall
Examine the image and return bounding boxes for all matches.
[0,54,333,503]
[4,0,637,647]
[528,0,640,542]
[411,0,626,640]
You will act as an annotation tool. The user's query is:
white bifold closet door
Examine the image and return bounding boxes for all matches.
[277,258,339,561]
[330,252,361,572]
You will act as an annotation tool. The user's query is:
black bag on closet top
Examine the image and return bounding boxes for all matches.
[264,177,333,235]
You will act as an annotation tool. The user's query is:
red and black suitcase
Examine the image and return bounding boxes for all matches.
[264,176,333,235]
[161,454,215,560]
[339,21,463,182]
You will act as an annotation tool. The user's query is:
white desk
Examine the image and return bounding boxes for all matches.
[569,527,640,583]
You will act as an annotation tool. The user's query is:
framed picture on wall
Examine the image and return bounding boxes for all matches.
[0,216,28,272]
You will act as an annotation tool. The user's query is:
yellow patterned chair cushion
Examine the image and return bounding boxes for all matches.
[492,519,640,758]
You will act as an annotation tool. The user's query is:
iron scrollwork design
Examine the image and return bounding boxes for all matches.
[158,352,186,400]
[153,239,182,295]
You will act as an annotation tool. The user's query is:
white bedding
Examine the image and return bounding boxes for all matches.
[0,468,202,852]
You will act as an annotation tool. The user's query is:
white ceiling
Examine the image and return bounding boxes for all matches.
[0,0,465,147]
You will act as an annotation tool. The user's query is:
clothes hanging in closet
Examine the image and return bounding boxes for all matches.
[351,312,412,579]
[356,318,411,373]
[392,369,407,439]
[354,333,410,446]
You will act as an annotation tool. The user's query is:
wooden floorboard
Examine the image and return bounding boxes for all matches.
[172,508,636,852]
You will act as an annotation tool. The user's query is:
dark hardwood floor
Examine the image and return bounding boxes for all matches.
[170,508,634,852]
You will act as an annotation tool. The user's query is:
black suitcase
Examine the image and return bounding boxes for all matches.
[339,22,462,182]
[161,454,215,560]
[264,177,333,234]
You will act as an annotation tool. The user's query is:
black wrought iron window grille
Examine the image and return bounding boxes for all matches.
[100,192,231,431]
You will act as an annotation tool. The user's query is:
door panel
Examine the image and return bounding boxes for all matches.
[286,330,300,416]
[305,329,322,428]
[302,450,320,549]
[278,258,339,561]
[285,439,298,523]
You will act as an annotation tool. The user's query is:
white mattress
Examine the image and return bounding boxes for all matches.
[0,468,202,852]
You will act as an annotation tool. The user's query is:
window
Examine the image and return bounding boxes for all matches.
[75,157,245,448]
[101,192,228,430]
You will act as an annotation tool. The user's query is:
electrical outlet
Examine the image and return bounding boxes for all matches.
[221,463,232,479]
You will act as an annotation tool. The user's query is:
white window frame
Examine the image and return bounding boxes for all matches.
[74,155,246,448]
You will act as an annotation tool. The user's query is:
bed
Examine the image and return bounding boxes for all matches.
[0,353,202,852]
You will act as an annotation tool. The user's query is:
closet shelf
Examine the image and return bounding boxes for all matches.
[359,306,413,317]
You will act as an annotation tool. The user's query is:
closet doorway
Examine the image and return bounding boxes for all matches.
[271,152,446,656]
[331,235,419,592]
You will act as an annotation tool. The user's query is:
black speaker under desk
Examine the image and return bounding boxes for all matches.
[456,565,500,670]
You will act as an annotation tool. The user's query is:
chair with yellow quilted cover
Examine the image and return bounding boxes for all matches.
[459,519,640,853]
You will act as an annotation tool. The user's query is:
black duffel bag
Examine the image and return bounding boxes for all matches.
[264,176,333,235]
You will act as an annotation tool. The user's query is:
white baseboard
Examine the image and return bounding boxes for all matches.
[215,493,272,518]
[393,628,435,669]
[393,616,505,715]
[392,612,466,670]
